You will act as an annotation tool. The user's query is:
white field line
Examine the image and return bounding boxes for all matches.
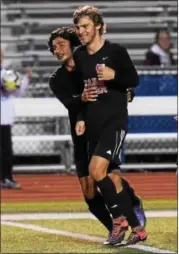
[1,210,177,221]
[1,220,176,254]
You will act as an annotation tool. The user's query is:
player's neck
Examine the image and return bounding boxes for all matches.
[65,57,75,72]
[87,36,105,55]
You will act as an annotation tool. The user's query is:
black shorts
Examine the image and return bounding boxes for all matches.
[88,123,127,165]
[73,133,120,178]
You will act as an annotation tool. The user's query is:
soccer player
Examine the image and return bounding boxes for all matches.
[48,26,146,246]
[73,6,147,245]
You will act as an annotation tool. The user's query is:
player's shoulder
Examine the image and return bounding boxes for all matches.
[50,66,65,79]
[49,66,64,86]
[106,40,127,52]
[73,45,86,57]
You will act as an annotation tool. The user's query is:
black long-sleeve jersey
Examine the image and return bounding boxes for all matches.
[49,65,84,139]
[49,65,90,177]
[73,40,139,139]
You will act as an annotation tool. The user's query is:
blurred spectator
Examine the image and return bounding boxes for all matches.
[0,49,32,189]
[144,30,175,66]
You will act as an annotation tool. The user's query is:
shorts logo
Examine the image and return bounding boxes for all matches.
[106,150,112,155]
[111,204,118,208]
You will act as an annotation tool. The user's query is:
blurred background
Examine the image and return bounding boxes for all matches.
[1,0,177,174]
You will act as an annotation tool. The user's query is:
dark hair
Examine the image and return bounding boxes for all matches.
[155,29,170,43]
[73,5,105,35]
[47,27,81,54]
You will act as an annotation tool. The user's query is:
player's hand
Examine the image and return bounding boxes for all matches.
[75,121,85,136]
[82,85,98,102]
[97,66,115,80]
[127,88,135,102]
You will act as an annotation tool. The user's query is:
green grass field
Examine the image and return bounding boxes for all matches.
[2,225,149,253]
[2,217,177,253]
[1,199,177,253]
[1,199,177,213]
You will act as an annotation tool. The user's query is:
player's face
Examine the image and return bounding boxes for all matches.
[52,37,72,64]
[75,16,101,45]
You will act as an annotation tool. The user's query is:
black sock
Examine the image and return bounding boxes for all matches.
[116,189,140,228]
[121,178,140,207]
[85,191,113,231]
[97,176,122,219]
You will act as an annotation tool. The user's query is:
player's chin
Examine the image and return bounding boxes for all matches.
[57,55,67,64]
[79,38,88,45]
[80,40,86,45]
[58,58,66,64]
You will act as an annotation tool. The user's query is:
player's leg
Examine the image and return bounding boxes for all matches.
[89,154,130,245]
[108,164,140,206]
[110,168,146,228]
[106,134,147,245]
[74,136,113,232]
[102,165,146,245]
[121,177,146,228]
[78,176,113,232]
[88,127,130,245]
[89,126,147,245]
[109,169,147,245]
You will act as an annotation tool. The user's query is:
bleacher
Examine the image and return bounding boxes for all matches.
[1,0,178,70]
[1,0,178,172]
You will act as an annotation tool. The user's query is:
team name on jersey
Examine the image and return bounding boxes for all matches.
[84,77,108,95]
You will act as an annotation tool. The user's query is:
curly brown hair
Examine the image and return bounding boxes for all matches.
[47,27,81,54]
[73,5,105,35]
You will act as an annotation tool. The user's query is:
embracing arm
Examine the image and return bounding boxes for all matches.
[49,74,83,111]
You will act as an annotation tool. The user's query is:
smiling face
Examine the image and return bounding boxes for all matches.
[75,16,101,45]
[52,37,72,64]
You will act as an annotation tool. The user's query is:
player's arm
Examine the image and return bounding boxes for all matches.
[75,120,85,136]
[112,45,139,89]
[49,75,98,111]
[75,100,86,136]
[49,74,83,110]
[97,45,139,89]
[73,50,98,102]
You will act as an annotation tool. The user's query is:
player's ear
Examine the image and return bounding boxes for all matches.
[96,24,101,32]
[103,24,107,34]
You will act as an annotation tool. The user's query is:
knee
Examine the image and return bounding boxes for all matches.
[84,187,95,199]
[89,162,101,181]
[83,183,96,199]
[80,176,96,199]
[89,157,107,181]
